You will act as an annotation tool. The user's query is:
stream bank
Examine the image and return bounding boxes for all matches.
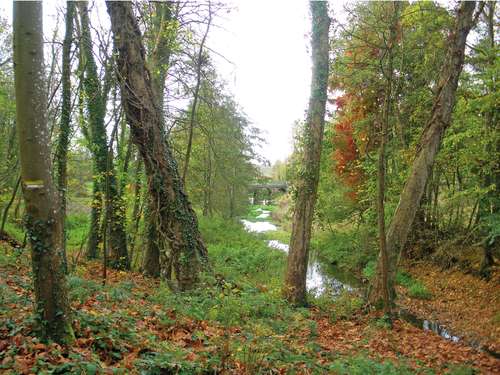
[242,205,500,360]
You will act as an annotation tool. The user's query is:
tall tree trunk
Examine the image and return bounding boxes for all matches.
[55,1,75,273]
[284,1,330,306]
[369,1,479,304]
[13,1,74,344]
[107,2,208,290]
[78,2,129,269]
[373,2,399,312]
[142,2,176,277]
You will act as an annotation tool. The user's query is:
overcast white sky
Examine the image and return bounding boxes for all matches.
[2,1,347,164]
[208,1,347,163]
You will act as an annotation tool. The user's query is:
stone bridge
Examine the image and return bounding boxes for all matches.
[249,182,288,193]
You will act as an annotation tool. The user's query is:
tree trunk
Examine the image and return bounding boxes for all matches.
[86,182,103,259]
[55,1,75,273]
[78,2,129,269]
[107,2,208,290]
[284,1,330,306]
[129,155,143,264]
[13,1,74,344]
[142,2,176,277]
[143,199,161,277]
[373,2,399,313]
[369,1,478,303]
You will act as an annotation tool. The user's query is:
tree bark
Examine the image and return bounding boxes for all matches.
[142,1,176,278]
[284,1,330,306]
[107,1,208,290]
[13,1,74,344]
[369,1,478,304]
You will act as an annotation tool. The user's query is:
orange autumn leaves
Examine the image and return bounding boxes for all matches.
[329,92,370,202]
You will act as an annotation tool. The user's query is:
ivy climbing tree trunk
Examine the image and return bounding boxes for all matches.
[55,1,75,273]
[143,1,177,278]
[369,1,479,305]
[284,1,330,306]
[78,2,129,270]
[107,1,208,290]
[13,1,74,344]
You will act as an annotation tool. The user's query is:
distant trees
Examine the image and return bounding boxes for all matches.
[13,1,74,344]
[285,1,330,305]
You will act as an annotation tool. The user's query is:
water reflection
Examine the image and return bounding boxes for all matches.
[400,310,460,342]
[266,235,354,296]
[241,219,277,233]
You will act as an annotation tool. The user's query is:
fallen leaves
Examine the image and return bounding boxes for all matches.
[398,261,500,354]
[1,242,499,374]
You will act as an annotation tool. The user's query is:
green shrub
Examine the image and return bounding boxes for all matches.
[408,283,432,299]
[396,272,432,299]
[68,275,101,304]
[362,260,376,280]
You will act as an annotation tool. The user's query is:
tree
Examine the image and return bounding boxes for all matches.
[78,2,129,270]
[13,1,74,343]
[475,2,499,277]
[375,1,400,314]
[142,1,178,277]
[107,1,208,290]
[55,1,75,273]
[368,1,480,305]
[182,3,212,184]
[284,1,330,305]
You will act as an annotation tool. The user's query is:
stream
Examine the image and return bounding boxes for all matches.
[241,207,499,357]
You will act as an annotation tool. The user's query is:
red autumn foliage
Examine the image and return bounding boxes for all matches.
[331,93,365,201]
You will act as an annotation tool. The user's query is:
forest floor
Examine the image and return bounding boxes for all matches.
[398,261,500,356]
[1,219,499,374]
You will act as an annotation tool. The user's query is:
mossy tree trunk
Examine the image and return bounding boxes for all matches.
[13,1,74,344]
[78,2,129,270]
[369,1,479,305]
[107,1,208,290]
[284,1,330,306]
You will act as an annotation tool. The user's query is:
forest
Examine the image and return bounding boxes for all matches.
[0,1,499,374]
